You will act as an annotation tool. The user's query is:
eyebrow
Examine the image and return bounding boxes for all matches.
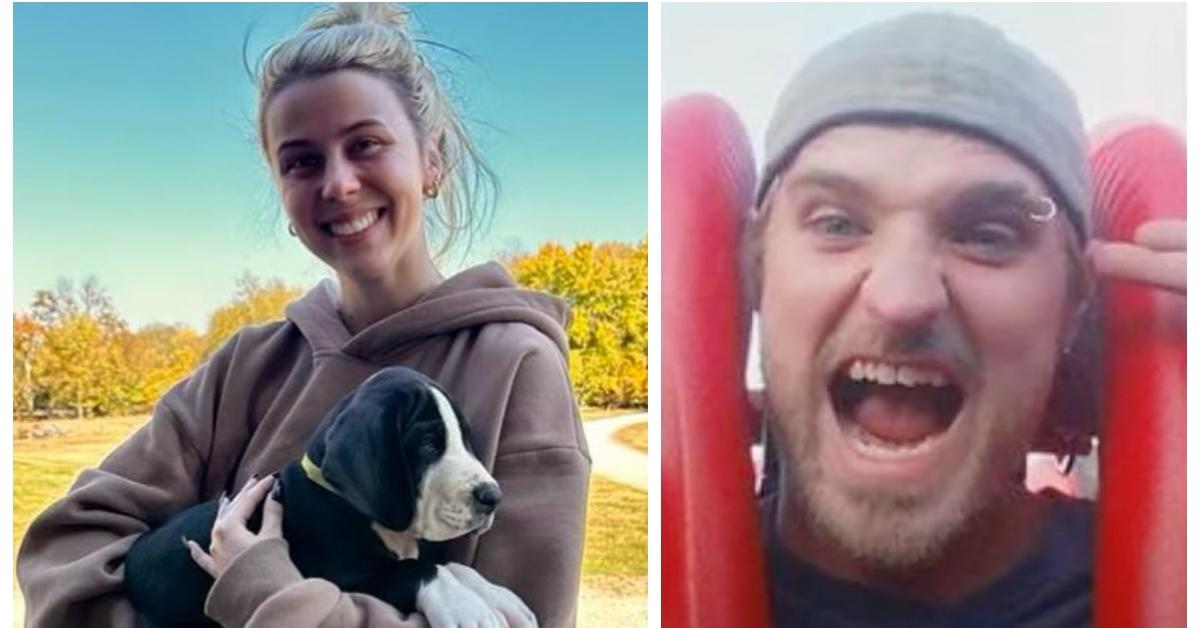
[275,118,388,157]
[781,169,873,203]
[942,180,1043,217]
[783,169,1042,216]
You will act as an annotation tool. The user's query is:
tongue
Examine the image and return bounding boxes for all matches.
[853,387,944,444]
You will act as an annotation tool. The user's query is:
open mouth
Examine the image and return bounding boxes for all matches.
[829,358,964,457]
[321,207,386,237]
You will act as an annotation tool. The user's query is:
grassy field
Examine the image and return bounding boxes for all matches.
[613,422,648,453]
[14,415,151,554]
[13,415,646,625]
[580,407,645,422]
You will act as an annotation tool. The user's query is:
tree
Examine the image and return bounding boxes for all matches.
[15,273,302,420]
[28,277,129,418]
[119,324,203,413]
[202,273,303,357]
[507,239,648,407]
[13,315,44,417]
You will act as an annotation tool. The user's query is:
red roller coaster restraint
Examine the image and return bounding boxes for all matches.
[662,94,769,628]
[1092,124,1186,628]
[663,94,1186,627]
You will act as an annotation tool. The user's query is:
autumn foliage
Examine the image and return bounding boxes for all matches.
[506,240,648,408]
[13,275,299,419]
[14,240,647,418]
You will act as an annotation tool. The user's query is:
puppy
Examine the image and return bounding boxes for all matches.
[125,366,527,627]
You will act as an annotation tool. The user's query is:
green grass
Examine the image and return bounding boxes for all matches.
[14,414,647,600]
[612,422,648,453]
[582,477,647,577]
[14,415,150,553]
[580,407,645,422]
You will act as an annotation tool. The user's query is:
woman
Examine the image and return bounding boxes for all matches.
[16,5,589,627]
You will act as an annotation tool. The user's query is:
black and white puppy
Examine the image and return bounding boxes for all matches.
[125,366,531,627]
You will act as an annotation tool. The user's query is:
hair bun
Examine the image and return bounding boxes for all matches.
[303,2,411,33]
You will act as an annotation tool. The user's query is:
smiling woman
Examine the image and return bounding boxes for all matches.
[14,4,633,628]
[267,68,457,332]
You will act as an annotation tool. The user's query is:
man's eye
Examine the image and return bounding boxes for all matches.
[955,222,1022,250]
[806,208,866,239]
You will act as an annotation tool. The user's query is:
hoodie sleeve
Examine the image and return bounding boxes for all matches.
[471,337,592,628]
[16,338,230,627]
[204,538,431,628]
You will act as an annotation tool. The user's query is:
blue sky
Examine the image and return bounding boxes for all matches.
[15,3,648,329]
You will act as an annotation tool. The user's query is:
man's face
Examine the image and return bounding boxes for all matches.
[759,124,1077,568]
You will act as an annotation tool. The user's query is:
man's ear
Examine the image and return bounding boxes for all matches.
[1059,299,1090,353]
[742,177,782,311]
[1036,294,1102,456]
[320,392,417,531]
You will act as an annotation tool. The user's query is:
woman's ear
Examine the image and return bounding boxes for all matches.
[422,135,445,194]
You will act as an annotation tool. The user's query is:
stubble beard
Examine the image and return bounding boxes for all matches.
[788,419,988,571]
[764,360,1008,574]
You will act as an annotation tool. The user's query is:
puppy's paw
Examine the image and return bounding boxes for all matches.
[416,565,502,628]
[444,563,539,628]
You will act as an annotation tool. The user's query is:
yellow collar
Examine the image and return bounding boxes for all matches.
[301,454,339,494]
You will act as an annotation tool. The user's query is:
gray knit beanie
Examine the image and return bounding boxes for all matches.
[759,13,1090,240]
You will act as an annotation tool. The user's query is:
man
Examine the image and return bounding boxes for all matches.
[749,13,1184,626]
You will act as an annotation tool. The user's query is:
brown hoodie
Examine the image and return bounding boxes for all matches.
[17,262,591,628]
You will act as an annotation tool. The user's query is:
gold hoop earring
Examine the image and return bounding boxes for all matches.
[424,184,439,199]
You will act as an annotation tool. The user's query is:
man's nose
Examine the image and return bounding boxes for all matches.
[321,156,361,202]
[859,238,949,329]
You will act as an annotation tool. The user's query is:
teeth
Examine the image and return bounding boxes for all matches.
[846,359,949,388]
[329,208,381,236]
[875,364,896,385]
[849,361,864,380]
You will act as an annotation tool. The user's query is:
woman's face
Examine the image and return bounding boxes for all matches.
[264,69,440,288]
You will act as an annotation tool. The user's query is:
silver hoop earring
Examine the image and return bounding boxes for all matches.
[1029,196,1058,223]
[288,223,298,237]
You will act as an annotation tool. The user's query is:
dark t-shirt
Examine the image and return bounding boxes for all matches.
[765,496,1094,628]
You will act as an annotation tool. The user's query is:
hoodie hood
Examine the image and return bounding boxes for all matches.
[285,262,571,362]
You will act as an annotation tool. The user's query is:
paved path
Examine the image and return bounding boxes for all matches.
[583,413,648,491]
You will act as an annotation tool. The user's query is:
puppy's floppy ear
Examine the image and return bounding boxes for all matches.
[318,384,420,530]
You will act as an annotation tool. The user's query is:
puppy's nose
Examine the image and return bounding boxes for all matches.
[471,483,502,514]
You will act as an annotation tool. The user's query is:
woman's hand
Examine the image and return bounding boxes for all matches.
[1088,219,1186,295]
[186,475,283,578]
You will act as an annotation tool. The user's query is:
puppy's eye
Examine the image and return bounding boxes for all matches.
[418,435,440,459]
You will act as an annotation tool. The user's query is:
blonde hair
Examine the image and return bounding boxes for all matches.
[253,3,496,257]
